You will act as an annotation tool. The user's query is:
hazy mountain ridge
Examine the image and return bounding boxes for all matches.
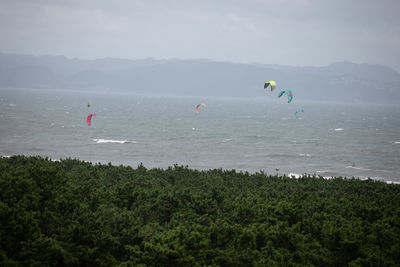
[1,52,399,104]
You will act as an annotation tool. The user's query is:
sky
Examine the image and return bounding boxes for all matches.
[1,0,400,72]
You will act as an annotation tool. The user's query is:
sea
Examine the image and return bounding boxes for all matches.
[1,87,400,183]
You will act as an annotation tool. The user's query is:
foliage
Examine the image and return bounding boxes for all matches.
[1,156,400,266]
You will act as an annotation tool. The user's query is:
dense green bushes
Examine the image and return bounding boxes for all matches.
[1,156,399,266]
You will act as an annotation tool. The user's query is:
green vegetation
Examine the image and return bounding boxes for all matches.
[1,156,400,266]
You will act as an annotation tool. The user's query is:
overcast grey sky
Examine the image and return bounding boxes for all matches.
[1,0,399,71]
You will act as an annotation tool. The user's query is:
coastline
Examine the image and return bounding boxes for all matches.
[2,154,399,185]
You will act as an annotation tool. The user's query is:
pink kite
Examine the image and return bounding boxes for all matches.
[195,103,206,114]
[87,113,96,126]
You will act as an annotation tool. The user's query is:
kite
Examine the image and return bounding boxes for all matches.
[278,90,293,103]
[87,113,96,126]
[264,81,277,91]
[195,103,206,114]
[294,109,304,118]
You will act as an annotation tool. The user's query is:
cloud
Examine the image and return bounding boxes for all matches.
[0,0,399,71]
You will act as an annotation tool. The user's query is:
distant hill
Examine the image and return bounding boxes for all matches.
[1,52,400,104]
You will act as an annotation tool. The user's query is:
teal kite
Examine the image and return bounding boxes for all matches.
[278,90,293,103]
[294,109,304,118]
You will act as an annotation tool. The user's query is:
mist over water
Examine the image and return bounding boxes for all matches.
[1,87,399,182]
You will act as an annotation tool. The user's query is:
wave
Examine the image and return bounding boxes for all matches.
[287,173,301,179]
[287,173,334,179]
[395,141,400,144]
[263,153,312,158]
[345,165,372,171]
[235,115,252,119]
[356,176,399,184]
[263,153,299,158]
[386,180,400,184]
[315,170,331,173]
[286,172,399,182]
[334,128,344,131]
[241,134,266,139]
[93,139,137,144]
[345,165,391,173]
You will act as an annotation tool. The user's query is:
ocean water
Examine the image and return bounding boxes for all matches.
[1,87,400,182]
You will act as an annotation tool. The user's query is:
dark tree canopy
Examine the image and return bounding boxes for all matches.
[1,156,399,266]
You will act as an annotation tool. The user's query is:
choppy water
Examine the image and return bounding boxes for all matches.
[1,87,400,182]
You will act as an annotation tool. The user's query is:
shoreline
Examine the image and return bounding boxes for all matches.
[2,154,399,185]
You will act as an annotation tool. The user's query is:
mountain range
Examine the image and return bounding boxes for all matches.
[1,52,400,104]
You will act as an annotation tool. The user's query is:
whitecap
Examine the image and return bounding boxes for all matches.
[345,165,372,171]
[236,115,252,119]
[221,138,233,143]
[9,103,16,107]
[386,181,400,185]
[395,141,400,144]
[288,173,301,179]
[93,139,136,144]
[315,170,331,174]
[299,153,312,157]
[345,166,391,173]
[334,128,344,131]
